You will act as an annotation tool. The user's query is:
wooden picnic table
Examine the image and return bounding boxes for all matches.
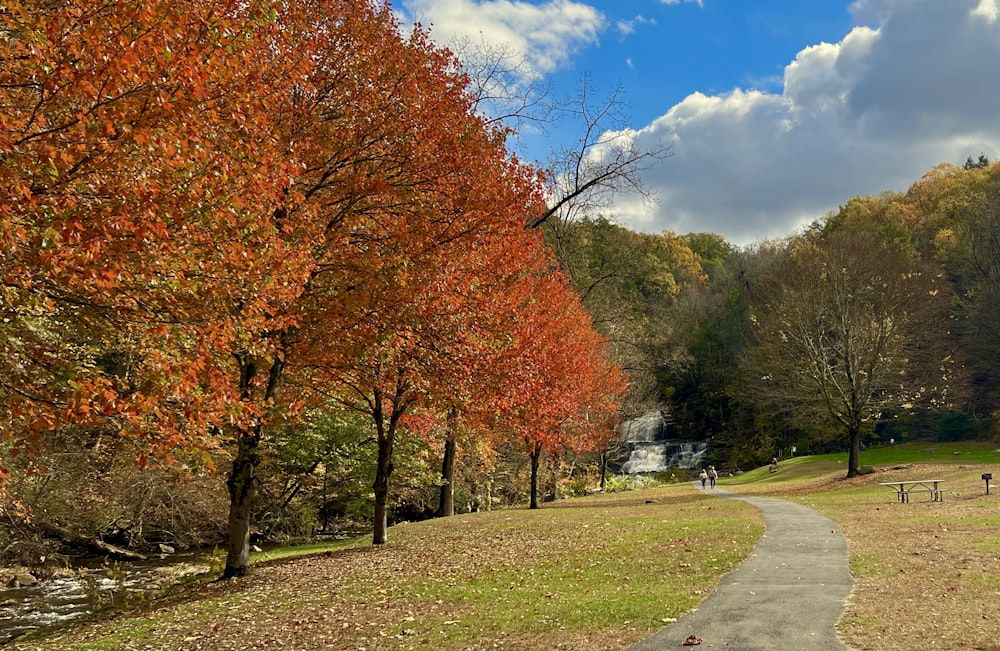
[878,479,945,503]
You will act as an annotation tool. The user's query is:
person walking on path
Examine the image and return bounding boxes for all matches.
[707,466,718,488]
[627,487,853,651]
[699,468,708,488]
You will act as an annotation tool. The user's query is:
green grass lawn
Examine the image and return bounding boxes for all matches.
[721,440,1000,487]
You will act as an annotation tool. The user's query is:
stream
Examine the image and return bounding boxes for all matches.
[0,551,214,645]
[0,532,366,645]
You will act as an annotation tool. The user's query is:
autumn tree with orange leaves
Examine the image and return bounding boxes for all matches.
[499,273,626,509]
[1,1,311,463]
[423,235,626,517]
[2,0,326,576]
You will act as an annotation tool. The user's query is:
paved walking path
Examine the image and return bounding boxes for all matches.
[626,485,854,651]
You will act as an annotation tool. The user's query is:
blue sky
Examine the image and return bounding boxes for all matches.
[398,0,1000,245]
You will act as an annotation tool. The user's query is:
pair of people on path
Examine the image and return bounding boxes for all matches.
[699,466,718,488]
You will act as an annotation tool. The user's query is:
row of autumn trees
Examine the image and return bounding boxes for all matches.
[1,1,626,577]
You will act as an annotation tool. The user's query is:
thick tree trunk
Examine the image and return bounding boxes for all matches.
[223,352,283,578]
[224,430,260,578]
[437,436,457,517]
[846,422,861,478]
[437,408,458,517]
[370,385,409,545]
[529,444,541,509]
[372,430,394,544]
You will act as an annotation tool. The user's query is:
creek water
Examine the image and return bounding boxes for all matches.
[0,551,213,644]
[0,532,365,644]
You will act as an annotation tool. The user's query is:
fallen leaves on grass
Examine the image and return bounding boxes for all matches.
[10,494,758,651]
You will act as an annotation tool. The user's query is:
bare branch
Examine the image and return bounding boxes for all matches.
[448,35,555,134]
[528,75,671,229]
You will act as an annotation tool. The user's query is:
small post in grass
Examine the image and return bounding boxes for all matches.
[983,473,992,495]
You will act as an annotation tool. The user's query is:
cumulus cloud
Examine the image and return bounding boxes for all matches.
[611,0,1000,244]
[400,0,604,78]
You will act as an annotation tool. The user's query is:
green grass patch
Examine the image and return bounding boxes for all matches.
[963,571,1000,589]
[841,613,877,628]
[847,440,1000,465]
[976,534,1000,555]
[418,506,758,639]
[721,441,1000,488]
[848,554,888,579]
[249,536,364,563]
[718,455,842,487]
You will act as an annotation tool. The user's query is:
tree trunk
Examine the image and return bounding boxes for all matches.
[224,429,260,578]
[437,435,457,517]
[529,444,541,509]
[223,352,283,578]
[371,390,403,545]
[846,422,861,478]
[372,430,394,544]
[599,450,608,491]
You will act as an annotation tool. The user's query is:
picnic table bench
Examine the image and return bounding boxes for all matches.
[879,479,945,503]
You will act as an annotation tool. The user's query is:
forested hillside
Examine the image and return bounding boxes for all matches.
[544,159,1000,476]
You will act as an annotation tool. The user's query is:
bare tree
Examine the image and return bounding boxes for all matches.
[743,229,958,477]
[530,76,673,412]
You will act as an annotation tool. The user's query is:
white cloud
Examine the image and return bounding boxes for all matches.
[400,0,605,78]
[660,0,704,6]
[972,0,999,22]
[610,0,1000,244]
[616,18,635,36]
[616,14,656,38]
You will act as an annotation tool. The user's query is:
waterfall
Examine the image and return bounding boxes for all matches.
[618,411,708,474]
[621,443,668,474]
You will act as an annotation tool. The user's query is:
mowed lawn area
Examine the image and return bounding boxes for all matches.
[9,442,998,651]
